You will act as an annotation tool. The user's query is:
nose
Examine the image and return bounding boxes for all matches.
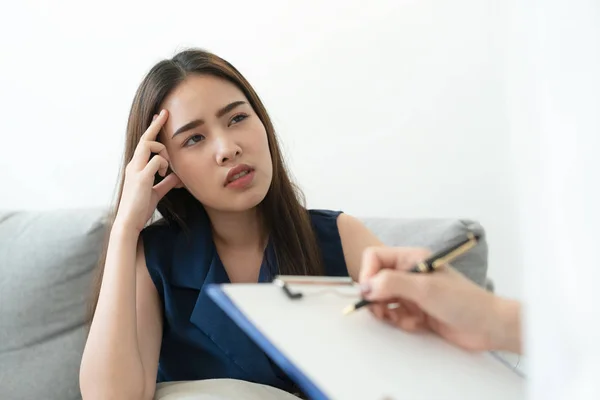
[215,136,242,165]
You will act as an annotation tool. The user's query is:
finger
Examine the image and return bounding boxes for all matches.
[412,319,429,333]
[400,248,432,271]
[130,141,166,171]
[153,173,182,200]
[142,155,169,180]
[401,299,426,322]
[400,315,429,333]
[398,315,425,332]
[387,302,425,329]
[359,247,431,285]
[369,303,387,320]
[385,303,403,325]
[366,269,429,304]
[359,246,408,284]
[141,109,168,141]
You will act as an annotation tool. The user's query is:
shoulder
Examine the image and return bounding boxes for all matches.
[335,213,370,236]
[308,209,375,241]
[333,212,382,254]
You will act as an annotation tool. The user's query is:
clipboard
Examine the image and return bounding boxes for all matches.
[206,276,525,400]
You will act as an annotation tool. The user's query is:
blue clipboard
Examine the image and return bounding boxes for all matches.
[206,283,328,399]
[206,278,525,400]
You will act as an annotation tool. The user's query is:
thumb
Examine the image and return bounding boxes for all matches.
[365,269,427,304]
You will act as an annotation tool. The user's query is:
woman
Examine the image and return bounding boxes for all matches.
[79,48,383,399]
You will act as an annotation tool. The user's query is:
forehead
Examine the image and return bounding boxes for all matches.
[161,74,248,135]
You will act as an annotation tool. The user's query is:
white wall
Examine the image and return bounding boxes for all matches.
[0,1,521,298]
[503,0,600,396]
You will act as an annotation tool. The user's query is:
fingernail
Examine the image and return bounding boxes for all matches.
[360,282,371,296]
[159,109,166,116]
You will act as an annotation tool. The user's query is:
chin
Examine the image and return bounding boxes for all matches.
[206,185,269,213]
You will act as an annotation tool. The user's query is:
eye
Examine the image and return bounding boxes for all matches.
[183,134,205,147]
[229,113,248,126]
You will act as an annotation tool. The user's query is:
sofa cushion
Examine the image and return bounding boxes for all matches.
[0,208,489,400]
[0,208,108,400]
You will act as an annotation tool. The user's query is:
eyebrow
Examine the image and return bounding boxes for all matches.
[171,100,247,139]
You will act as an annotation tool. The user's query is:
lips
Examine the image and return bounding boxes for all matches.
[225,164,254,186]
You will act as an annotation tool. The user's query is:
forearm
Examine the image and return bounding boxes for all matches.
[80,224,146,399]
[491,298,523,354]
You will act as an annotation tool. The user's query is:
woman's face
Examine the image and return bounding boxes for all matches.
[159,74,273,213]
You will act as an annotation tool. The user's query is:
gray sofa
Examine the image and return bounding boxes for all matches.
[0,208,490,400]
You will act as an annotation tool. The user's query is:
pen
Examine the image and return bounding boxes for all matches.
[342,231,481,315]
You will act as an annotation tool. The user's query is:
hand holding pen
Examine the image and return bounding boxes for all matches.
[348,233,522,353]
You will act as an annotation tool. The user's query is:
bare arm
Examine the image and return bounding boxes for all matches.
[337,213,384,281]
[135,238,163,399]
[79,225,163,400]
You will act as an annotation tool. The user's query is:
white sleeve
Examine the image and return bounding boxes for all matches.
[505,1,600,399]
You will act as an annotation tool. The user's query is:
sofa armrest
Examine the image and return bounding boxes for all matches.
[358,217,489,287]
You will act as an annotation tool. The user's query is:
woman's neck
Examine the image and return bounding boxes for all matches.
[206,206,266,250]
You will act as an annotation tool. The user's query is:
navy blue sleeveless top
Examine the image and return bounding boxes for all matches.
[140,209,348,393]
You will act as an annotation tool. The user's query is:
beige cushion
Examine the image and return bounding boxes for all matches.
[155,379,301,400]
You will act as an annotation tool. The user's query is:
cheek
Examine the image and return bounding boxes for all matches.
[241,124,271,163]
[256,136,273,177]
[173,152,214,188]
[252,128,271,161]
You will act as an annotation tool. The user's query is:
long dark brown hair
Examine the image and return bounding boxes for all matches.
[88,48,324,321]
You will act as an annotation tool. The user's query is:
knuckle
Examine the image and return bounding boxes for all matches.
[411,247,430,259]
[377,269,396,293]
[420,248,432,258]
